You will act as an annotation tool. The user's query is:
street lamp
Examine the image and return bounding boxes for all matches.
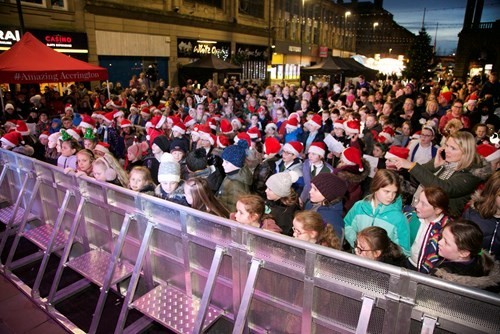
[343,11,351,57]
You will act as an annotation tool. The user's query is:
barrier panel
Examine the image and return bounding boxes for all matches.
[0,148,499,334]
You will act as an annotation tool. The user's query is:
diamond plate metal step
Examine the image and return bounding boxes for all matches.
[131,285,222,334]
[66,249,134,287]
[0,205,38,225]
[23,224,68,251]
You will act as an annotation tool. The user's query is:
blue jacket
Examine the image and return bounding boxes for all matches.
[305,200,344,241]
[344,196,411,256]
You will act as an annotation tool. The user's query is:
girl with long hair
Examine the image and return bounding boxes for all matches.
[232,195,282,233]
[292,211,341,250]
[184,177,229,219]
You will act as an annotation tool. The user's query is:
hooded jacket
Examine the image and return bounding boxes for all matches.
[344,196,411,256]
[410,157,492,217]
[217,165,253,212]
[305,200,344,241]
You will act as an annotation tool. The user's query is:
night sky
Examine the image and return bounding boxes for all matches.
[382,0,500,55]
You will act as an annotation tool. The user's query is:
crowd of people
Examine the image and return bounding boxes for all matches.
[1,71,499,292]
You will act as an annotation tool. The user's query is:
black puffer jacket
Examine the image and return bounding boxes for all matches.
[252,156,279,198]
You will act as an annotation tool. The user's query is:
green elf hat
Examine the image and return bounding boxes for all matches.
[60,129,73,141]
[83,127,96,141]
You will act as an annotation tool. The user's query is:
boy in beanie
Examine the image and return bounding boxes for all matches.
[300,142,334,204]
[155,153,188,206]
[185,148,224,193]
[304,173,348,240]
[143,135,170,184]
[217,140,253,212]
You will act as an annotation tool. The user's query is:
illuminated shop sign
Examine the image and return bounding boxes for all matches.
[0,27,88,53]
[177,38,231,60]
[235,43,268,61]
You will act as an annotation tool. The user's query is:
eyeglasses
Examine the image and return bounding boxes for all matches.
[282,151,294,156]
[452,105,462,109]
[420,134,433,138]
[354,241,372,253]
[292,226,305,236]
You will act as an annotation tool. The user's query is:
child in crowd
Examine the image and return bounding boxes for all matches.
[64,148,95,177]
[154,153,188,206]
[57,132,80,170]
[344,169,411,256]
[355,226,407,266]
[92,153,129,187]
[232,194,282,233]
[292,211,341,250]
[128,166,155,195]
[432,220,499,291]
[83,128,98,151]
[184,177,229,218]
[265,171,300,236]
[300,142,333,204]
[304,173,348,240]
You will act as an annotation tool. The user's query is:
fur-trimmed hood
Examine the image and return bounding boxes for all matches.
[433,260,500,290]
[335,158,370,184]
[469,156,493,181]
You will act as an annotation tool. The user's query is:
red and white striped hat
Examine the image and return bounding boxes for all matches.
[308,142,326,157]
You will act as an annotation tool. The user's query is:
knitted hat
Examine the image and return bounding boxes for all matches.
[247,127,261,141]
[306,114,322,129]
[172,121,187,135]
[217,135,229,148]
[385,146,410,160]
[153,135,170,152]
[220,118,233,134]
[264,137,281,156]
[16,120,30,136]
[170,138,188,153]
[222,140,248,168]
[285,117,299,131]
[283,141,303,157]
[308,142,326,157]
[265,171,299,198]
[344,120,360,134]
[79,114,96,129]
[333,119,345,129]
[95,142,110,155]
[127,141,147,163]
[341,147,364,171]
[4,103,14,110]
[158,153,181,183]
[311,173,348,202]
[477,143,500,162]
[234,132,251,147]
[186,148,208,172]
[1,131,23,148]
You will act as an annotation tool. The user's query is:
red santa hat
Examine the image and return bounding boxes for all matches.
[79,114,96,129]
[64,104,73,113]
[439,91,453,103]
[285,117,299,131]
[156,115,167,129]
[217,135,229,148]
[120,119,133,128]
[341,147,364,171]
[39,131,50,140]
[306,114,322,129]
[385,146,410,160]
[102,111,115,124]
[95,142,110,155]
[265,122,277,132]
[283,141,303,157]
[288,112,301,122]
[184,115,196,128]
[234,132,251,147]
[477,143,500,162]
[208,117,217,130]
[140,107,150,118]
[264,137,281,156]
[113,110,125,119]
[308,142,326,157]
[247,127,261,141]
[333,119,345,130]
[65,128,81,141]
[172,121,187,135]
[344,120,361,134]
[376,127,395,144]
[15,120,30,136]
[129,104,139,114]
[167,115,180,125]
[220,118,233,134]
[1,131,23,148]
[199,131,216,145]
[197,124,211,136]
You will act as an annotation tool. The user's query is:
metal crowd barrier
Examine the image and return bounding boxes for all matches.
[0,148,498,334]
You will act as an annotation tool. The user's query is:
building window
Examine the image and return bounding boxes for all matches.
[184,0,222,9]
[16,0,67,10]
[239,0,264,18]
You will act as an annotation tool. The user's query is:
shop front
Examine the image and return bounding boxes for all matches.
[234,43,269,82]
[271,41,318,84]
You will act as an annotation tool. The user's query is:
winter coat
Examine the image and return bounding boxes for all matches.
[217,166,253,212]
[266,199,299,236]
[154,181,189,207]
[463,207,500,260]
[334,160,370,215]
[432,258,500,292]
[188,166,224,194]
[344,196,411,256]
[252,156,279,198]
[300,160,333,204]
[137,183,156,196]
[305,200,344,241]
[284,127,303,143]
[143,154,160,185]
[57,154,77,170]
[409,157,492,217]
[274,158,304,194]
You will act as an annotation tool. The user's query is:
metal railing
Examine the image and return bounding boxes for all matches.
[0,148,499,334]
